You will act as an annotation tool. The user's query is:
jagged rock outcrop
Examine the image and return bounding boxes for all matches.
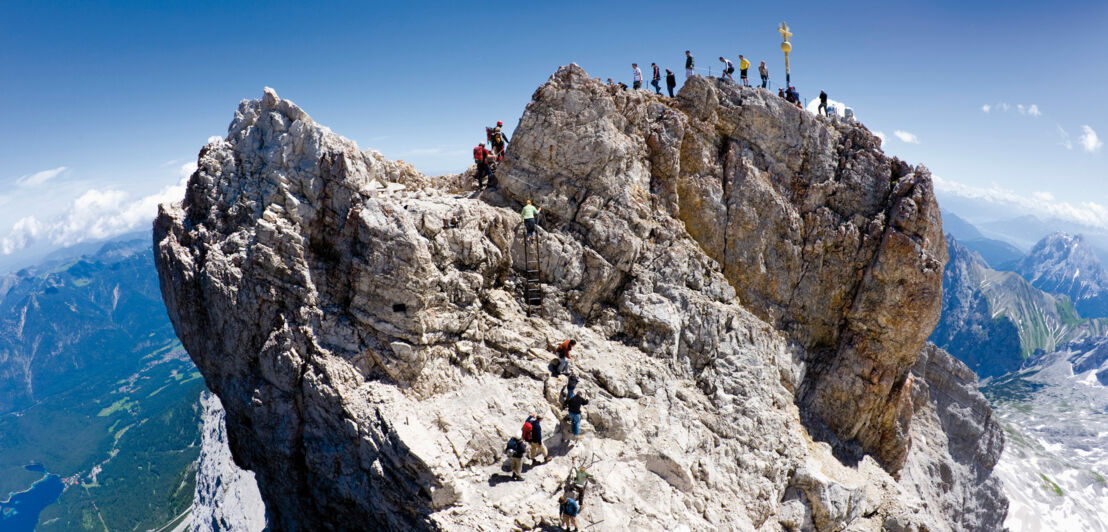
[499,66,945,472]
[190,392,266,532]
[1016,232,1108,319]
[154,69,1005,531]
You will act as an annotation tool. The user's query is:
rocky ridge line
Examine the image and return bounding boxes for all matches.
[154,67,1006,531]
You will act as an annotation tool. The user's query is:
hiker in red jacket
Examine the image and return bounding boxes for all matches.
[473,143,491,187]
[523,414,550,465]
[553,339,576,376]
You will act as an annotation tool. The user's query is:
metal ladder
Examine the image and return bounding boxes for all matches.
[522,227,542,316]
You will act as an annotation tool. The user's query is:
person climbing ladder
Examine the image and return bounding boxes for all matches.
[521,200,540,237]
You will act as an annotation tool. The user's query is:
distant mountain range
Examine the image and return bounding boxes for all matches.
[930,235,1108,378]
[933,216,1108,529]
[1016,233,1108,319]
[0,236,173,413]
[940,211,1024,270]
[0,237,207,531]
[938,197,1108,264]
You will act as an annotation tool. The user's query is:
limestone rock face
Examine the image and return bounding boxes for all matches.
[155,72,1003,531]
[191,392,266,532]
[500,66,946,471]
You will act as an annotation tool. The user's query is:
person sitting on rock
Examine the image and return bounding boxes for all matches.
[521,200,540,237]
[525,414,550,464]
[559,495,580,531]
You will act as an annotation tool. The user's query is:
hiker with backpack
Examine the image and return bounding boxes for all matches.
[759,61,769,88]
[718,57,734,82]
[631,63,643,90]
[490,121,509,160]
[566,390,589,441]
[553,339,575,377]
[521,200,540,237]
[505,436,526,480]
[818,90,829,116]
[473,143,491,188]
[523,414,550,464]
[650,63,661,94]
[685,50,694,78]
[559,495,581,531]
[665,69,676,97]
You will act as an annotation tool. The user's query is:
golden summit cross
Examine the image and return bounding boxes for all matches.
[778,22,792,43]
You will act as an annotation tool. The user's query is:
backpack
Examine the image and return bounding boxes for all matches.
[486,127,494,143]
[493,131,503,144]
[474,146,485,163]
[548,358,562,377]
[522,421,533,442]
[506,437,524,455]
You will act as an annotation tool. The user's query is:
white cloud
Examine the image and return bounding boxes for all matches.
[933,175,1108,230]
[1080,125,1102,153]
[1057,125,1073,150]
[983,102,1040,117]
[15,166,68,187]
[1,176,188,255]
[179,161,198,178]
[893,130,920,144]
[873,131,886,147]
[207,135,223,144]
[1032,191,1055,202]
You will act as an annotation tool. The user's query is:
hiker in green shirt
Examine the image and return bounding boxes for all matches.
[521,200,540,237]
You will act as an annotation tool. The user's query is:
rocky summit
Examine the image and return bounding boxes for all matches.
[154,65,1006,531]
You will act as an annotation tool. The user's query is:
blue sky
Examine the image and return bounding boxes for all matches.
[2,0,1107,267]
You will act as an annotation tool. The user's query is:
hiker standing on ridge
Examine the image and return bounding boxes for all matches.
[719,57,734,82]
[559,495,581,531]
[819,90,829,116]
[665,69,676,97]
[490,120,509,160]
[739,55,751,86]
[685,50,694,78]
[566,390,589,441]
[521,200,540,237]
[651,63,661,94]
[473,142,491,188]
[632,63,643,89]
[524,414,550,464]
[759,61,769,88]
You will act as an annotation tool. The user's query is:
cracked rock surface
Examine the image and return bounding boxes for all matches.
[155,68,1006,531]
